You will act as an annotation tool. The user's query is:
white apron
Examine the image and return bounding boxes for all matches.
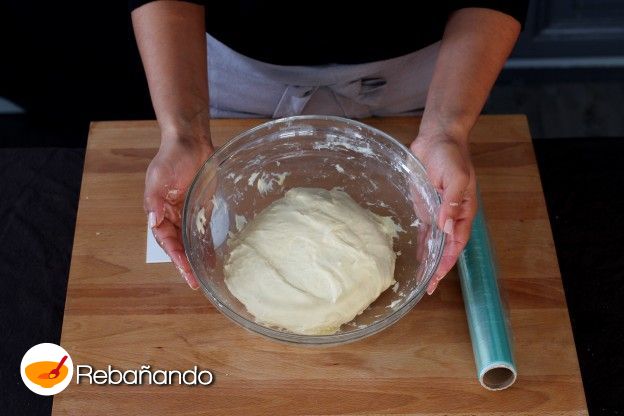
[207,34,440,119]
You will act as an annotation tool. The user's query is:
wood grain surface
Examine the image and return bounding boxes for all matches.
[52,116,588,415]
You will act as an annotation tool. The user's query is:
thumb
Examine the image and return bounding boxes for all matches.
[438,169,469,234]
[144,187,165,229]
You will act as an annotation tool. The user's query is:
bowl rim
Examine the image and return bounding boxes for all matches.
[182,115,445,345]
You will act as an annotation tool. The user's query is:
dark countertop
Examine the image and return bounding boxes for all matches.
[534,138,624,415]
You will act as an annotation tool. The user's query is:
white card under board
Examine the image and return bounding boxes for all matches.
[146,222,171,263]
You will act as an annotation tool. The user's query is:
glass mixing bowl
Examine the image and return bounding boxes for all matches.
[182,115,444,345]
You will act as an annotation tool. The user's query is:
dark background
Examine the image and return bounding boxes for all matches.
[0,1,623,415]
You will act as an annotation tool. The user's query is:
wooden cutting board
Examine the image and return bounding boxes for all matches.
[52,116,588,415]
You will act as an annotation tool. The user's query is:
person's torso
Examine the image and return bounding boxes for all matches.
[205,1,451,65]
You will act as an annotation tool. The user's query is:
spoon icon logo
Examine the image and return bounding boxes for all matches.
[21,343,74,396]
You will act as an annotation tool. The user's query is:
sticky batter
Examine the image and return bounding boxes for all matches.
[224,187,397,335]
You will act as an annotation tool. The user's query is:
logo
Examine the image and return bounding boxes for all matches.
[21,343,74,396]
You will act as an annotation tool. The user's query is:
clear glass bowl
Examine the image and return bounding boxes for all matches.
[182,115,444,345]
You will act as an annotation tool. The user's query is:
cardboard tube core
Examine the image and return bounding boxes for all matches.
[480,365,517,391]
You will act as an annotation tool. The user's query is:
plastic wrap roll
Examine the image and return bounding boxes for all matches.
[457,191,517,390]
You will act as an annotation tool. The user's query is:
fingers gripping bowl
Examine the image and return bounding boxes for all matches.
[182,116,444,345]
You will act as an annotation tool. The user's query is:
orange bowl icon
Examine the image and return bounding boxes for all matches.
[25,361,69,388]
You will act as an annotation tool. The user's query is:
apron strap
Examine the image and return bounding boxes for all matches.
[273,85,318,118]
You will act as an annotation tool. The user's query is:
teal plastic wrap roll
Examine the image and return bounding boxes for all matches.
[457,191,517,390]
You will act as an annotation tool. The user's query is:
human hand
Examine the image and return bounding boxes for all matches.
[144,135,213,289]
[410,134,477,295]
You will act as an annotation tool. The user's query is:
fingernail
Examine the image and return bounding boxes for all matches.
[427,280,438,295]
[443,218,454,234]
[183,272,199,290]
[148,211,156,228]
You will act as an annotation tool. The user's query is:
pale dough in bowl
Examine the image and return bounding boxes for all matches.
[224,187,398,335]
